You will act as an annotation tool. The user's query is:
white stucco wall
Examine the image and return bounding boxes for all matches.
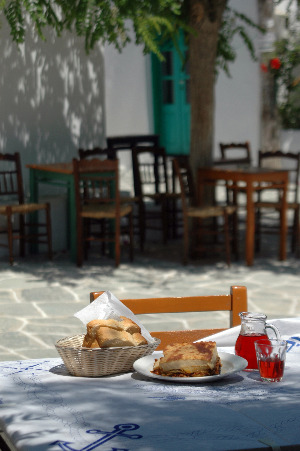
[0,21,106,253]
[0,21,106,196]
[214,1,261,164]
[104,1,261,165]
[104,39,153,136]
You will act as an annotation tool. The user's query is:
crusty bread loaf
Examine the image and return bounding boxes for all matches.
[83,316,148,349]
[132,332,148,346]
[96,327,136,348]
[82,334,99,348]
[87,319,123,337]
[120,316,141,334]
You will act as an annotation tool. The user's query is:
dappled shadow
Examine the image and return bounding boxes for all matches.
[0,19,105,196]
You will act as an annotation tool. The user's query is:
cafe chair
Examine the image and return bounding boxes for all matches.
[90,285,247,350]
[78,147,116,160]
[73,158,134,267]
[0,152,52,265]
[106,136,161,250]
[79,146,144,252]
[215,141,252,166]
[213,142,252,210]
[173,157,238,266]
[132,146,179,250]
[106,134,160,154]
[255,150,300,255]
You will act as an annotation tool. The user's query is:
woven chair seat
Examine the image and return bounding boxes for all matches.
[0,152,52,265]
[81,204,132,219]
[74,158,134,267]
[255,200,299,210]
[0,203,48,215]
[187,205,236,218]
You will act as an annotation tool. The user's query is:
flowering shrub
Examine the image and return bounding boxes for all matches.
[270,57,281,71]
[261,38,300,129]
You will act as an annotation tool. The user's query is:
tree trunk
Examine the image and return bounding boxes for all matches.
[188,0,228,180]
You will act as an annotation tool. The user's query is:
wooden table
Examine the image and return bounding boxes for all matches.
[1,318,300,451]
[27,162,76,260]
[197,166,289,266]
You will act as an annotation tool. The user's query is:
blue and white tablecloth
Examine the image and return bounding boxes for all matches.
[0,318,300,451]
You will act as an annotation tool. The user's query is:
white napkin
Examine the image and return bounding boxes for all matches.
[74,291,155,343]
[198,317,300,351]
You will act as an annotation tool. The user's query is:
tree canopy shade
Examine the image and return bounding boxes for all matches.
[2,0,260,71]
[2,0,185,55]
[1,0,262,173]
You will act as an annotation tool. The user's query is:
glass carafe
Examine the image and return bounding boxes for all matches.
[235,312,280,370]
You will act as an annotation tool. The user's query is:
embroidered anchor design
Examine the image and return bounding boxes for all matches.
[0,360,49,376]
[51,423,142,451]
[286,336,300,352]
[148,395,186,401]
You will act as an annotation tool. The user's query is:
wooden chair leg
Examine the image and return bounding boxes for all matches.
[76,218,83,267]
[162,197,168,244]
[294,207,300,257]
[45,203,53,260]
[232,210,239,260]
[255,208,261,252]
[138,201,145,252]
[128,211,134,262]
[6,209,14,266]
[115,217,121,267]
[183,217,189,265]
[19,214,25,257]
[291,207,299,254]
[223,210,231,267]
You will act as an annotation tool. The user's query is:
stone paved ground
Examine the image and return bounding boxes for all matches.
[0,234,299,362]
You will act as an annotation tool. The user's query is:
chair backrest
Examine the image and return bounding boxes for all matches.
[173,157,196,209]
[0,152,24,204]
[106,135,160,151]
[132,146,169,197]
[258,150,300,203]
[90,285,247,329]
[219,141,252,166]
[73,158,120,214]
[78,147,116,160]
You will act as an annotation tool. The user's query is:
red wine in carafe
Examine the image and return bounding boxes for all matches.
[235,333,269,370]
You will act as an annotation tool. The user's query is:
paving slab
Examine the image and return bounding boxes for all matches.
[0,239,299,362]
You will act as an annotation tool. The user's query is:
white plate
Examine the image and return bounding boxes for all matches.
[133,351,248,383]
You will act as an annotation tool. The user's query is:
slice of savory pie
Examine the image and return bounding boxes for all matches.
[152,341,221,377]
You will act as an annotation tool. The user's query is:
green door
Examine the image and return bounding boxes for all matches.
[152,36,190,156]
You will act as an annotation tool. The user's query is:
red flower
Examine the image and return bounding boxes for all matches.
[270,58,281,70]
[260,63,268,73]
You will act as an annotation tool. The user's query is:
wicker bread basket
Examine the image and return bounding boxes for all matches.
[55,334,160,377]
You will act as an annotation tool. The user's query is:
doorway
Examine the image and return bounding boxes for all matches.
[151,35,190,156]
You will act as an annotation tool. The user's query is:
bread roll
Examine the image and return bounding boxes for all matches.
[82,334,99,348]
[132,332,148,346]
[82,316,148,348]
[96,327,136,348]
[120,316,141,334]
[87,319,123,337]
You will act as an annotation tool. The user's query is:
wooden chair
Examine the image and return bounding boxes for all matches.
[73,158,134,267]
[216,141,252,166]
[78,147,115,160]
[0,152,52,265]
[173,157,238,265]
[90,285,247,350]
[106,134,160,153]
[132,146,177,249]
[214,142,252,208]
[255,150,300,255]
[106,136,161,250]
